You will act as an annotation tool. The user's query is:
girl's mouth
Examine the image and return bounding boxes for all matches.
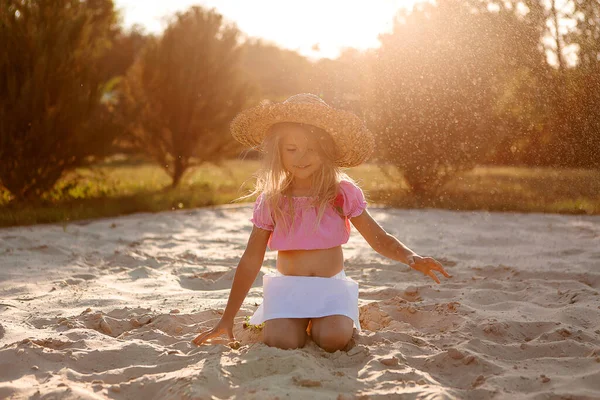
[295,165,310,169]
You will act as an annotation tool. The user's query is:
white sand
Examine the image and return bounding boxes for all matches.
[1,205,599,399]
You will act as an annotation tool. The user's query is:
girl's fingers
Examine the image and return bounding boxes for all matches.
[438,266,452,277]
[423,258,452,278]
[192,329,216,345]
[192,334,207,345]
[407,256,451,282]
[440,268,452,277]
[433,263,452,277]
[427,270,441,284]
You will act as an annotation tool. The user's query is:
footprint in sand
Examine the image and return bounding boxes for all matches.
[57,274,98,286]
[29,308,156,338]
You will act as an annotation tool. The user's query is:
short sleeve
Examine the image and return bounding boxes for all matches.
[338,180,367,218]
[250,193,274,231]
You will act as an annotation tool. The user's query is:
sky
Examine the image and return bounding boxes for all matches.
[114,0,422,59]
[114,0,578,65]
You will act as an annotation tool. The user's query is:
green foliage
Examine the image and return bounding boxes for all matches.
[489,0,600,169]
[0,159,598,227]
[0,0,121,201]
[561,0,600,168]
[365,0,552,197]
[243,315,265,331]
[0,158,257,226]
[117,6,250,188]
[239,38,318,103]
[2,0,599,223]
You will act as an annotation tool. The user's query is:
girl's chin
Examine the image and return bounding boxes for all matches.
[292,171,316,180]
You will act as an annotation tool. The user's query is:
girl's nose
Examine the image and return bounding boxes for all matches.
[296,149,310,161]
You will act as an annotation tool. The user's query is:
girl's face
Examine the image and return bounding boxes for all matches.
[278,124,324,182]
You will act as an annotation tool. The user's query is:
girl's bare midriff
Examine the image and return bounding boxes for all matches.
[276,246,344,277]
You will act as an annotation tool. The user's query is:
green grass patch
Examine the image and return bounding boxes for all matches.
[365,166,600,215]
[1,158,598,228]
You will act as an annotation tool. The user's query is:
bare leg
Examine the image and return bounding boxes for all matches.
[263,318,310,350]
[310,315,354,352]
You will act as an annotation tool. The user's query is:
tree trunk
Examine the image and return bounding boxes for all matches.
[171,158,186,188]
[550,0,566,73]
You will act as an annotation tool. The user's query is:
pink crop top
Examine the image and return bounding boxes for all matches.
[250,180,367,251]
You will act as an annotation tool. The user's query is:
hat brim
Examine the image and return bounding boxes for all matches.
[230,102,374,168]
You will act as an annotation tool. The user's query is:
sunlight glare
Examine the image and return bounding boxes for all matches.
[115,0,424,59]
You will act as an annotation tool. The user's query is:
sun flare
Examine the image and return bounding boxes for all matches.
[115,0,425,58]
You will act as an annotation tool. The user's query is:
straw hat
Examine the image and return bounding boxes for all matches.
[230,93,374,167]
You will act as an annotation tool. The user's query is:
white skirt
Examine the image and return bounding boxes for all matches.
[248,269,362,332]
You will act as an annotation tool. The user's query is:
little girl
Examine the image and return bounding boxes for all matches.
[192,93,451,352]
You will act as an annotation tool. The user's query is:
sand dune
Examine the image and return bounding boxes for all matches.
[1,205,599,399]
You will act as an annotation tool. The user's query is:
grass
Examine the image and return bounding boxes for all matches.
[364,166,600,215]
[1,156,599,227]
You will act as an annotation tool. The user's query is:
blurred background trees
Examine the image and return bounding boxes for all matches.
[117,6,249,188]
[240,38,316,104]
[1,0,599,207]
[564,0,600,169]
[364,0,551,196]
[0,0,120,201]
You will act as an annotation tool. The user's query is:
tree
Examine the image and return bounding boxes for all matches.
[504,0,600,169]
[0,0,120,201]
[118,6,249,188]
[365,0,548,196]
[239,38,316,103]
[565,0,600,168]
[97,24,150,86]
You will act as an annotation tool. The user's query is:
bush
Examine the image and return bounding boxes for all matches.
[0,0,121,201]
[117,6,250,188]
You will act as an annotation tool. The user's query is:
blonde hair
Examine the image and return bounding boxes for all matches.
[240,122,357,233]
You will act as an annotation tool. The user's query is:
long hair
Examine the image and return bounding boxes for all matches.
[240,122,357,233]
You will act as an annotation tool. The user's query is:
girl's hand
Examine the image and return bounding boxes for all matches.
[192,317,235,346]
[406,254,452,284]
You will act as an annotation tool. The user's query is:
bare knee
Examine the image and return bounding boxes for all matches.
[311,316,354,352]
[262,319,308,350]
[315,330,350,352]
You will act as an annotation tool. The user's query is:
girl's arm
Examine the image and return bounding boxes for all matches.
[193,225,270,345]
[221,226,271,321]
[350,210,451,284]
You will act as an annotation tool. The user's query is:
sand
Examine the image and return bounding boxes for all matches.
[1,204,599,399]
